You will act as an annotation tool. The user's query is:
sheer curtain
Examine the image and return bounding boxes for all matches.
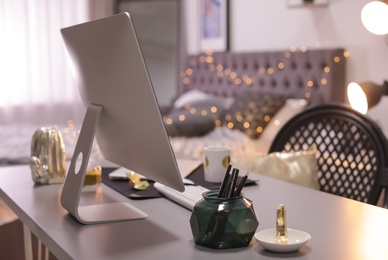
[0,0,113,125]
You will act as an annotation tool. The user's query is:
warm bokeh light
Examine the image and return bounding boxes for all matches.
[165,118,173,125]
[361,1,388,35]
[347,82,368,114]
[181,50,347,109]
[182,77,190,85]
[185,68,193,75]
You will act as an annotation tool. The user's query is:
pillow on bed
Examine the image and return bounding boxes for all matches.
[232,145,319,190]
[173,89,234,110]
[164,101,225,137]
[259,99,308,142]
[223,91,286,139]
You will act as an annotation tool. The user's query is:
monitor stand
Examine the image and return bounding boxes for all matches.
[61,104,148,224]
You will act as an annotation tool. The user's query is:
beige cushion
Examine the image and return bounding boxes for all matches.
[232,146,319,190]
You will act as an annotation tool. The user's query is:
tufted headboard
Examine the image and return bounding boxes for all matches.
[179,48,347,105]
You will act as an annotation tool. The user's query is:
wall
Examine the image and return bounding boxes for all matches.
[183,0,388,137]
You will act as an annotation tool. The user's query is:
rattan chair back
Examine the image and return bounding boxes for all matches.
[269,103,388,207]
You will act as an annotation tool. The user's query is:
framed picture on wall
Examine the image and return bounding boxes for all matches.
[199,0,229,52]
[288,0,329,7]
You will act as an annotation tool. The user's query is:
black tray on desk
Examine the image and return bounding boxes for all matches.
[101,164,258,200]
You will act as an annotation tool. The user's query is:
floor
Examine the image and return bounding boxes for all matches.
[0,219,57,260]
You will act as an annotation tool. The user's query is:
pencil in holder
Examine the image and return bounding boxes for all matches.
[189,190,259,249]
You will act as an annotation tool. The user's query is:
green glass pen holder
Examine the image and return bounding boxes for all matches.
[189,190,259,249]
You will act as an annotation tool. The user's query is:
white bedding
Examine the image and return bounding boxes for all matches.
[0,123,270,165]
[0,123,78,165]
[170,126,271,160]
[0,99,306,164]
[170,98,307,160]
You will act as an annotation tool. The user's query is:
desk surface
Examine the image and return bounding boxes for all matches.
[1,164,388,260]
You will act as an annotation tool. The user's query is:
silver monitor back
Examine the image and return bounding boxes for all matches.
[60,13,184,224]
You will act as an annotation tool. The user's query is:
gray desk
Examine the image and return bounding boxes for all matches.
[1,164,388,260]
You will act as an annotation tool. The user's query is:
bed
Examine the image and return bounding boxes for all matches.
[0,48,347,205]
[0,48,347,257]
[164,48,347,160]
[0,48,347,165]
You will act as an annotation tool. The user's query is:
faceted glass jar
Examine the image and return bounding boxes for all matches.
[189,190,259,249]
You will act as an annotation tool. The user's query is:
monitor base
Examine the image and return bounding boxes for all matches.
[77,202,147,224]
[61,104,147,224]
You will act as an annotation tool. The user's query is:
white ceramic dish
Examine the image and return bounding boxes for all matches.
[254,228,311,253]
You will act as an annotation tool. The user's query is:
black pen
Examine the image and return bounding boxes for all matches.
[222,168,235,199]
[227,168,239,198]
[218,164,232,198]
[233,171,249,197]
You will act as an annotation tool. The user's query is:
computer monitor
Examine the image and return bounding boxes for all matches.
[60,13,184,224]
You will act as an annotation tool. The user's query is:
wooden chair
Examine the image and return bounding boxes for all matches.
[269,103,388,207]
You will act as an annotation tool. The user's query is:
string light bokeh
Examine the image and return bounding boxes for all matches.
[164,47,349,138]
